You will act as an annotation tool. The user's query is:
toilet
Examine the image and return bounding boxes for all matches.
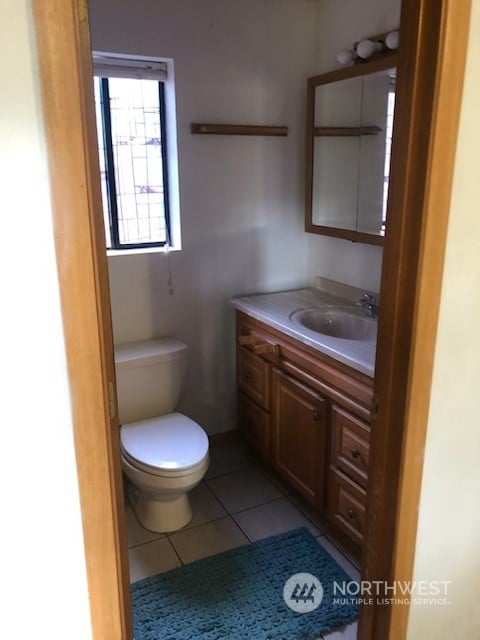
[114,339,210,533]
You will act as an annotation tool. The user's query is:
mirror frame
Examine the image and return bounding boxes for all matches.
[305,53,399,246]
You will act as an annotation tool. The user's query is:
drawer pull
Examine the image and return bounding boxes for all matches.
[351,448,361,460]
[239,335,278,357]
[245,372,252,381]
[312,409,322,422]
[253,343,278,356]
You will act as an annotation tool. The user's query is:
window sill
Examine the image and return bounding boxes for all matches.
[107,245,181,257]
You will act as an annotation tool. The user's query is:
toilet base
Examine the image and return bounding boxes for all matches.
[128,482,193,533]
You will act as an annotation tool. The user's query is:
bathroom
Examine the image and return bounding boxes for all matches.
[96,0,388,433]
[90,0,396,637]
[5,0,480,638]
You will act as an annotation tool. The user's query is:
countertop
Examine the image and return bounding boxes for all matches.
[231,287,377,377]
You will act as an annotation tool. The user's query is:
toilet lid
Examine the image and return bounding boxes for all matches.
[120,412,209,473]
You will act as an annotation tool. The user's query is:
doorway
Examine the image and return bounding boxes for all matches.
[32,0,472,638]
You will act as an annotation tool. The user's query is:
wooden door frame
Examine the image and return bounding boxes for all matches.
[33,2,132,639]
[32,0,471,639]
[359,0,471,637]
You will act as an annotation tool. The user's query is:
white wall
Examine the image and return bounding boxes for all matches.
[407,1,480,637]
[90,0,318,433]
[306,0,401,293]
[90,0,402,433]
[0,2,92,638]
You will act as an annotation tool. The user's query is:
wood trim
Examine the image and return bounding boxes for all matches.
[33,2,132,639]
[304,222,385,246]
[191,123,288,136]
[359,0,472,638]
[314,126,381,137]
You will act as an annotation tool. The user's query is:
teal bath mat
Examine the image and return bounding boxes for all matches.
[131,528,358,640]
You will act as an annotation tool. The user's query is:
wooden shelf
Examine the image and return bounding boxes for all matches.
[314,126,381,137]
[191,123,288,137]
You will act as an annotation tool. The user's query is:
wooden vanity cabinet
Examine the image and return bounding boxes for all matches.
[235,310,373,556]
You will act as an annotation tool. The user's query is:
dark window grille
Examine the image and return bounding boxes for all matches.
[94,76,171,249]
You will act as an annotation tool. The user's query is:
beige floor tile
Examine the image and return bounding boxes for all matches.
[316,536,360,581]
[233,497,321,541]
[184,482,227,529]
[169,516,248,564]
[124,503,164,548]
[128,537,181,583]
[205,441,254,479]
[322,622,358,639]
[206,467,283,513]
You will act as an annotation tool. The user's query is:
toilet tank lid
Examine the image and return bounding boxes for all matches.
[115,338,187,370]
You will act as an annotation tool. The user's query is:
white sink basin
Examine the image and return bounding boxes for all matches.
[290,307,377,341]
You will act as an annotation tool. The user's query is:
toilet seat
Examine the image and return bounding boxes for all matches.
[120,412,209,478]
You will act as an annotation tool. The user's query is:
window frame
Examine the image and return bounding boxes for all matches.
[95,70,172,251]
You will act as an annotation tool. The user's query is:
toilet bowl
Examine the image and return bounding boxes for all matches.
[115,340,210,533]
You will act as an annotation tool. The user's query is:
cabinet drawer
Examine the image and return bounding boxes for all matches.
[237,347,270,410]
[327,468,366,547]
[331,406,370,489]
[237,391,270,459]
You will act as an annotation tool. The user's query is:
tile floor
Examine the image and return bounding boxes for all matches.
[126,440,359,640]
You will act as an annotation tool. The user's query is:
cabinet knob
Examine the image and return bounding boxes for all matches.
[347,508,357,522]
[351,448,361,460]
[312,409,322,421]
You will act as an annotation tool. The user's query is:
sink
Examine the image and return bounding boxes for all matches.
[290,307,377,341]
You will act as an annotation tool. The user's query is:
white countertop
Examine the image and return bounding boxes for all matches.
[231,287,376,377]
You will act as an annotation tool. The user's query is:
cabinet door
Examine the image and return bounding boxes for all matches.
[272,368,327,507]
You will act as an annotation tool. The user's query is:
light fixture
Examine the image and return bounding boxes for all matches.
[336,29,399,66]
[356,39,383,60]
[336,49,355,65]
[385,30,399,50]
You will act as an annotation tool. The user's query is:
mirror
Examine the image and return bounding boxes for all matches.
[305,55,398,245]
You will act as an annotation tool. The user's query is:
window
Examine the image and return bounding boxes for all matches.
[93,55,177,250]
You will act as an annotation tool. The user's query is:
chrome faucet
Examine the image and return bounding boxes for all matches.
[357,293,379,317]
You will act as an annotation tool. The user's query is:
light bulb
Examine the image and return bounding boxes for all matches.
[385,30,399,50]
[356,39,383,60]
[336,49,354,65]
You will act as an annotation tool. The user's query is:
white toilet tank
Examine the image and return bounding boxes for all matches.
[114,339,187,425]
